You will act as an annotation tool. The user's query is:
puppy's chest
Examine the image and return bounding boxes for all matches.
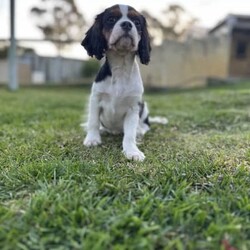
[97,78,141,111]
[99,91,134,115]
[97,81,141,123]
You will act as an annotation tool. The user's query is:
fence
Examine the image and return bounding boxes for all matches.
[0,39,91,86]
[0,35,235,88]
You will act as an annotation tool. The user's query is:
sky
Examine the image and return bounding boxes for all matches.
[0,0,250,58]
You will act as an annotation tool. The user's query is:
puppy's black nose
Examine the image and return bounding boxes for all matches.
[121,21,132,31]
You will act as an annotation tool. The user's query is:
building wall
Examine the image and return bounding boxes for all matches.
[140,35,230,88]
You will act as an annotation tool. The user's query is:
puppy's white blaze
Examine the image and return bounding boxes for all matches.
[119,4,128,16]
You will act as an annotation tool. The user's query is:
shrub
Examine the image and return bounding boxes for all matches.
[82,59,100,78]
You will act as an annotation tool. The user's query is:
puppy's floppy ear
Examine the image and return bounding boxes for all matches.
[81,13,107,60]
[138,16,151,65]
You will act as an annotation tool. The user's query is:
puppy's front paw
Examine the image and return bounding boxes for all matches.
[83,134,101,147]
[123,149,145,161]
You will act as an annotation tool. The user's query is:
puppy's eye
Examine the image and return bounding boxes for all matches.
[132,19,141,26]
[107,16,117,24]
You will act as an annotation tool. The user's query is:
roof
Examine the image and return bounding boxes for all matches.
[209,14,250,34]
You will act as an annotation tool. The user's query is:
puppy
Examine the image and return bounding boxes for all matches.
[81,4,151,161]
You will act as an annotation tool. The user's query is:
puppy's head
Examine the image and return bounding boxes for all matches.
[81,4,151,64]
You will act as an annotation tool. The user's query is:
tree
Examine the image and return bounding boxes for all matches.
[142,4,197,44]
[30,0,85,53]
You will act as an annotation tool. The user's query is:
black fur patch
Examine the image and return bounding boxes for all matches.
[95,59,112,82]
[144,116,150,127]
[81,12,107,60]
[138,102,145,118]
[139,101,150,127]
[137,16,151,65]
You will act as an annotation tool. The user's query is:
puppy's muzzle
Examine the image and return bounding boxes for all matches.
[120,21,133,32]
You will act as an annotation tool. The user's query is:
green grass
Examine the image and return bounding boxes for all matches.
[0,83,250,250]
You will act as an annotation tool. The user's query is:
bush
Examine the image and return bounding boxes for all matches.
[82,59,100,78]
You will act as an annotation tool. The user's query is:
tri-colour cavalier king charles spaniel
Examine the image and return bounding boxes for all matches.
[81,4,151,161]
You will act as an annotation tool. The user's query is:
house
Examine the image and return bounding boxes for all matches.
[209,14,250,78]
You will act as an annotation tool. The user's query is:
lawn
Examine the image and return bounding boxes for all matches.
[0,83,250,250]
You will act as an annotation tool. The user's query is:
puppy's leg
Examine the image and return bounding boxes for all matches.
[137,101,150,137]
[123,107,145,161]
[84,94,102,147]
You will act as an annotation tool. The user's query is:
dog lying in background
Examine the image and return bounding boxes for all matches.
[81,4,166,161]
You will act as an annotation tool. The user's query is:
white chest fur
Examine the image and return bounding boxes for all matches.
[92,59,143,132]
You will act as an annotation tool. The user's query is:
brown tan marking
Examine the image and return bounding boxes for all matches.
[127,9,141,18]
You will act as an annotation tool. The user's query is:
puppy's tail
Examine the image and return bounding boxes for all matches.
[81,116,168,130]
[80,122,87,130]
[149,116,168,125]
